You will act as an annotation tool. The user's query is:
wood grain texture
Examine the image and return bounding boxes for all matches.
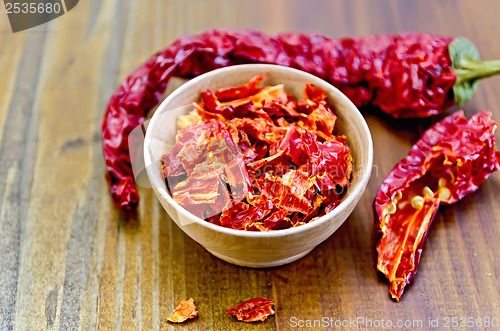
[0,0,499,330]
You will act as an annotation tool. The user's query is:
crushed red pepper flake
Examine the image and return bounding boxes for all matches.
[226,297,275,322]
[161,75,352,230]
[166,298,198,323]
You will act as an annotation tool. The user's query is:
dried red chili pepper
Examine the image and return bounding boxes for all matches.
[226,297,275,322]
[375,111,500,301]
[163,76,351,230]
[166,298,198,323]
[102,29,500,211]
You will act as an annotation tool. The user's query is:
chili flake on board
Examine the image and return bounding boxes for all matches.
[161,75,352,231]
[226,297,275,322]
[166,298,198,323]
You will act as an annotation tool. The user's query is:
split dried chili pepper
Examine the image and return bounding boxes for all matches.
[375,111,500,301]
[166,298,198,323]
[102,29,500,211]
[226,297,275,322]
[162,76,352,230]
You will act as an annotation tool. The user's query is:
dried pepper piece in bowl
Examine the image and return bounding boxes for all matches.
[161,75,352,230]
[226,297,275,322]
[375,111,500,301]
[166,298,198,323]
[102,29,500,212]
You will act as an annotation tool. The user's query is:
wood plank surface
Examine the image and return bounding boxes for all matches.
[0,0,499,330]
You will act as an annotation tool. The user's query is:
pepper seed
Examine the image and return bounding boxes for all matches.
[438,187,451,200]
[411,196,424,210]
[423,186,434,199]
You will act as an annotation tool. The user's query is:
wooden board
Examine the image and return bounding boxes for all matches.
[0,0,499,330]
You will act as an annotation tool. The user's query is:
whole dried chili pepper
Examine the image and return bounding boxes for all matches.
[226,297,275,322]
[375,111,500,301]
[102,29,500,211]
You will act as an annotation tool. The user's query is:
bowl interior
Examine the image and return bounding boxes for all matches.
[144,64,373,236]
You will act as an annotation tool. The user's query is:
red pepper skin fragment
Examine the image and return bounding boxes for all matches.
[375,111,500,301]
[172,120,223,154]
[274,126,307,166]
[103,29,469,211]
[171,170,226,219]
[209,127,253,200]
[170,123,252,219]
[219,200,271,230]
[216,74,264,102]
[166,298,198,323]
[226,297,275,322]
[262,209,291,230]
[160,152,187,191]
[301,130,352,191]
[257,170,314,214]
[262,101,300,119]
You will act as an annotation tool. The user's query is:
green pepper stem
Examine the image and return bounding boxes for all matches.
[449,37,497,105]
[454,59,500,86]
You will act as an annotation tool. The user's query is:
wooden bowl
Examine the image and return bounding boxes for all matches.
[144,64,373,268]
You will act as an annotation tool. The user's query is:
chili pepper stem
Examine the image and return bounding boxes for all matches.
[454,59,500,86]
[449,36,499,105]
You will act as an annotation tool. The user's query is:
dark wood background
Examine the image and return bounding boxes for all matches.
[0,0,499,330]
